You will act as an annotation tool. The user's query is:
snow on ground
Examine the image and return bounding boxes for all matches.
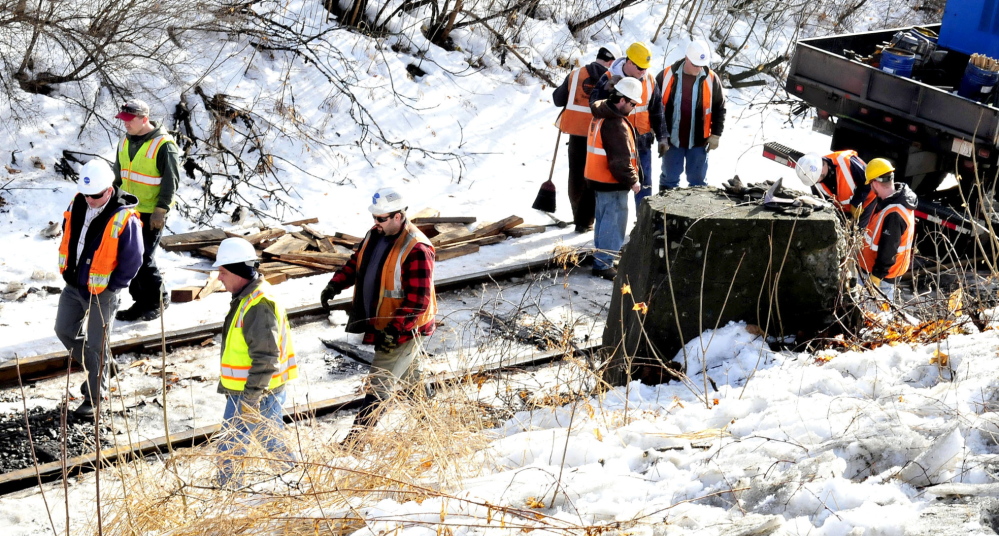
[3,1,995,535]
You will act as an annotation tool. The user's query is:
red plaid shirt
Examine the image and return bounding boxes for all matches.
[329,226,435,344]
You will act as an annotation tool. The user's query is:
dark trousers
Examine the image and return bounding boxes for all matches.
[128,212,167,309]
[566,135,595,229]
[54,286,119,405]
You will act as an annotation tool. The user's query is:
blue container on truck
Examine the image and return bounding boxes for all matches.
[938,0,999,58]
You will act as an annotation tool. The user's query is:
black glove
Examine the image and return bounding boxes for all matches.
[320,281,340,313]
[376,328,402,353]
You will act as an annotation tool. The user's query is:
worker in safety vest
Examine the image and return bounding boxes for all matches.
[589,42,664,211]
[585,77,643,281]
[319,187,437,446]
[553,44,619,233]
[214,237,298,488]
[54,160,143,418]
[795,150,874,217]
[113,99,181,322]
[856,158,917,304]
[656,40,727,190]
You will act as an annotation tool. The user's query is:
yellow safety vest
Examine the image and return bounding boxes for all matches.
[220,282,298,391]
[118,134,176,213]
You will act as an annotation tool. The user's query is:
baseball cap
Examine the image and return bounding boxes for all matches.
[115,99,150,121]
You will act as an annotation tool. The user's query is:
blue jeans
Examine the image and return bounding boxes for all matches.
[660,144,708,189]
[217,390,294,488]
[635,141,653,210]
[593,190,629,271]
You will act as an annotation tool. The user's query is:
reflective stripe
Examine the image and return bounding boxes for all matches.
[565,68,589,113]
[832,151,857,192]
[120,169,163,186]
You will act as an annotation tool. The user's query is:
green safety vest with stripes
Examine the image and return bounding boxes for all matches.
[220,282,298,392]
[117,134,176,214]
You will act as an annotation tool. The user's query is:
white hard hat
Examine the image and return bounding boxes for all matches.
[78,160,115,195]
[685,40,711,67]
[795,153,825,187]
[368,187,407,215]
[614,77,644,103]
[213,237,258,267]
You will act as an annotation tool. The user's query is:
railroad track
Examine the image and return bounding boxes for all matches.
[0,342,595,495]
[0,257,561,388]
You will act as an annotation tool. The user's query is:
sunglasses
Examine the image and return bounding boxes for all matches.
[373,212,399,223]
[84,190,107,200]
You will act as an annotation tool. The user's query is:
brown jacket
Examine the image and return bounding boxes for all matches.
[587,100,641,192]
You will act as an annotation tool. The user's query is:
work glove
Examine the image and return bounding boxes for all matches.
[240,398,262,424]
[150,207,168,230]
[657,140,669,158]
[375,328,402,353]
[850,205,862,221]
[706,135,720,152]
[320,281,340,314]
[869,275,882,288]
[606,74,623,92]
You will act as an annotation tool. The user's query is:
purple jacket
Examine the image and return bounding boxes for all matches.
[61,187,144,293]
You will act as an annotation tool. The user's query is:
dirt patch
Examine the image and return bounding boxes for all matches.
[0,407,111,473]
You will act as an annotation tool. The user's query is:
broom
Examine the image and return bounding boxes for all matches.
[531,130,562,213]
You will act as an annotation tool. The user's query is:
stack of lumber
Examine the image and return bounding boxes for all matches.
[160,211,542,296]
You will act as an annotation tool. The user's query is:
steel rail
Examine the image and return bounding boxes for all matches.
[0,257,560,388]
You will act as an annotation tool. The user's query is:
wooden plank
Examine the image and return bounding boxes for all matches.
[504,224,547,238]
[170,286,202,303]
[317,236,336,253]
[455,234,507,247]
[243,228,285,246]
[333,231,363,244]
[290,231,319,248]
[277,257,340,271]
[265,273,288,285]
[195,245,218,260]
[432,228,474,247]
[436,243,479,261]
[412,216,477,224]
[471,215,524,238]
[281,217,319,226]
[159,229,229,252]
[410,207,440,220]
[277,252,350,265]
[263,234,309,256]
[299,224,327,240]
[434,222,467,234]
[197,272,223,300]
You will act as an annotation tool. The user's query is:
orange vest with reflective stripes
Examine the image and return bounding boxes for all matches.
[355,222,437,331]
[660,67,718,140]
[817,150,872,212]
[220,282,298,391]
[57,199,140,295]
[858,203,915,279]
[626,73,656,135]
[556,67,598,136]
[584,116,638,185]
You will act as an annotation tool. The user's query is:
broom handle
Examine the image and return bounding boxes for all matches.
[546,129,563,183]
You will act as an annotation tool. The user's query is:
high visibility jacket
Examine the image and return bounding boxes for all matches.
[220,282,298,391]
[627,73,656,135]
[817,150,872,212]
[661,65,720,142]
[118,134,177,213]
[354,221,438,331]
[557,66,599,136]
[58,200,140,294]
[585,116,638,185]
[858,203,915,279]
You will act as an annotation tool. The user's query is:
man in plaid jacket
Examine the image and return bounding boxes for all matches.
[320,187,436,445]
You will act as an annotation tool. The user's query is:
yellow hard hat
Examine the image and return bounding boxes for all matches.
[865,158,896,184]
[626,42,652,70]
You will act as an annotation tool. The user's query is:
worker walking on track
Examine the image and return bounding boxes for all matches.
[589,42,664,210]
[585,78,644,281]
[54,160,144,417]
[553,44,620,233]
[657,40,727,190]
[795,150,875,217]
[113,99,181,322]
[320,188,437,445]
[856,158,917,306]
[213,237,298,488]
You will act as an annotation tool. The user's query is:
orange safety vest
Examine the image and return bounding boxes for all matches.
[626,73,656,135]
[858,203,915,279]
[816,150,872,212]
[355,222,438,331]
[660,67,718,140]
[57,199,140,295]
[584,117,638,185]
[556,67,598,136]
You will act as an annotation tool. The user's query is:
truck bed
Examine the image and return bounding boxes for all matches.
[787,24,999,147]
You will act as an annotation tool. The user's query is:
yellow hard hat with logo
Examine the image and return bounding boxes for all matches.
[865,158,896,184]
[626,42,652,70]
